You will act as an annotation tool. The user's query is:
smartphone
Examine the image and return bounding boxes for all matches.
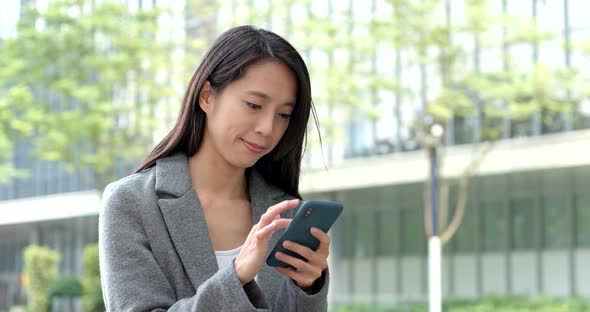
[266,200,343,268]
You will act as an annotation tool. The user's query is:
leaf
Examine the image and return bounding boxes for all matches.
[427,103,453,121]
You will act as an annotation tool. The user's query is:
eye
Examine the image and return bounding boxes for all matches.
[244,101,262,110]
[278,113,292,120]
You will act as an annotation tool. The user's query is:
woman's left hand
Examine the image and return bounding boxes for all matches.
[274,227,330,289]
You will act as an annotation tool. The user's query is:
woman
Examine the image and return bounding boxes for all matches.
[99,25,330,311]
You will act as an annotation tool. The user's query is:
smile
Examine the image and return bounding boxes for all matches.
[241,139,265,154]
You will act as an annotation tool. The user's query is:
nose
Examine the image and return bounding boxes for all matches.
[255,111,275,136]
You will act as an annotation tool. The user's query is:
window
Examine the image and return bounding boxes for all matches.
[510,118,533,138]
[377,210,398,256]
[333,188,380,258]
[332,214,353,258]
[482,200,507,251]
[398,183,421,205]
[479,174,506,198]
[400,205,424,255]
[446,184,478,253]
[511,198,535,249]
[453,202,477,253]
[353,211,375,258]
[453,115,476,144]
[376,185,399,257]
[541,108,564,134]
[576,193,590,247]
[542,169,568,194]
[511,171,539,194]
[543,195,569,249]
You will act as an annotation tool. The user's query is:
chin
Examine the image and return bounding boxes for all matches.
[229,157,260,169]
[235,162,257,169]
[228,148,269,169]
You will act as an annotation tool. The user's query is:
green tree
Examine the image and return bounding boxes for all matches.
[0,0,179,192]
[370,0,588,245]
[0,85,33,183]
[22,245,60,312]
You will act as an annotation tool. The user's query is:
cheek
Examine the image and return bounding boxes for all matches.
[207,115,236,147]
[213,105,248,138]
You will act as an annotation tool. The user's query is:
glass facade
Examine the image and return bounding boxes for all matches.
[481,200,508,252]
[307,165,590,301]
[0,138,137,201]
[319,166,590,257]
[543,195,570,249]
[577,193,590,247]
[327,0,590,163]
[511,198,535,250]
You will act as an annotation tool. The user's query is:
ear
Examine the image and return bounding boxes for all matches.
[198,80,215,113]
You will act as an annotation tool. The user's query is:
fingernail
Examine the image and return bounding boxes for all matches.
[283,241,291,248]
[311,227,319,233]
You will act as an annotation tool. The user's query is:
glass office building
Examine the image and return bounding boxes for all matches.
[302,132,590,304]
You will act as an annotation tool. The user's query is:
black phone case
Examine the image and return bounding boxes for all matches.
[266,200,343,268]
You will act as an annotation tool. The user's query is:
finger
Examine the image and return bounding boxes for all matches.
[259,199,299,227]
[281,241,320,264]
[280,241,329,272]
[274,266,317,289]
[310,227,331,258]
[274,251,315,273]
[255,218,292,240]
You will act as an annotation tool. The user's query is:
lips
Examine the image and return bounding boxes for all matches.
[241,139,266,154]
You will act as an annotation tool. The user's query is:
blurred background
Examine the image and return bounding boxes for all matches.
[1,0,589,311]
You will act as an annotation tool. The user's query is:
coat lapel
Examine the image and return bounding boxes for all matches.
[154,152,294,292]
[155,153,218,289]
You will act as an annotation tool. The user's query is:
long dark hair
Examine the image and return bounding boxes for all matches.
[134,25,320,199]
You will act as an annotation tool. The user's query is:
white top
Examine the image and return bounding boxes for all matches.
[214,245,242,270]
[214,245,258,283]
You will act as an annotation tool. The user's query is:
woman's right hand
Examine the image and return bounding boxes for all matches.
[234,199,300,285]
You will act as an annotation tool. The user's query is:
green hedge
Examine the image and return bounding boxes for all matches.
[22,245,59,312]
[334,296,590,312]
[47,276,81,298]
[82,244,104,312]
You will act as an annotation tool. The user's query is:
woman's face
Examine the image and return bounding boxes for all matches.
[200,60,297,169]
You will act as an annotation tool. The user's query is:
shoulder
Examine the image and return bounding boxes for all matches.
[101,167,157,218]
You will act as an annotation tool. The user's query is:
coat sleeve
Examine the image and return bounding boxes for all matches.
[99,181,270,312]
[271,270,329,312]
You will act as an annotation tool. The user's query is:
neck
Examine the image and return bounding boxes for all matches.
[188,137,248,200]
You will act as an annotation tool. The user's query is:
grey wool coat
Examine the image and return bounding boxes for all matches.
[99,152,329,312]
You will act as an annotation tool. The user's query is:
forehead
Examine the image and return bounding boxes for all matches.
[228,60,297,102]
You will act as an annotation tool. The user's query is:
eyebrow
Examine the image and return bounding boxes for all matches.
[246,90,295,107]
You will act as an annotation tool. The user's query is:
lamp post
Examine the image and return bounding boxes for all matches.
[423,118,444,312]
